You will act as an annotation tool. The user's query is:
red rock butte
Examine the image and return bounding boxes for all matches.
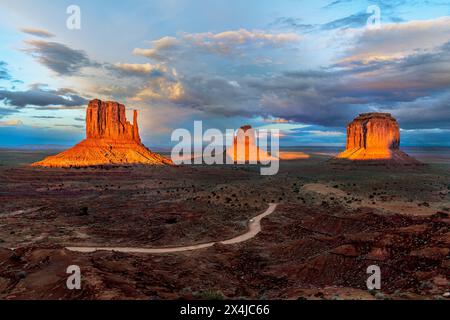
[226,125,276,163]
[32,99,173,167]
[335,113,420,164]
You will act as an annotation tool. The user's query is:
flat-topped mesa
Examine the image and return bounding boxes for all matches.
[86,99,141,143]
[335,112,420,164]
[346,113,400,153]
[32,99,172,167]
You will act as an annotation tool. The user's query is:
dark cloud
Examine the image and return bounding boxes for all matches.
[24,40,94,75]
[384,94,450,129]
[0,61,11,80]
[274,5,404,32]
[273,12,375,32]
[54,124,84,129]
[165,39,450,130]
[322,0,350,8]
[255,43,450,128]
[0,86,88,108]
[164,76,257,118]
[271,17,315,32]
[32,116,63,119]
[0,107,19,119]
[322,12,372,30]
[250,76,365,127]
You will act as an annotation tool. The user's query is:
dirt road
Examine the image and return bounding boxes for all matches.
[66,203,278,254]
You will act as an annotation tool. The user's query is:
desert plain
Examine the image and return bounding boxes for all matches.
[0,147,448,300]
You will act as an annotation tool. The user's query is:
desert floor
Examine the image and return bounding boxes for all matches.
[0,149,449,300]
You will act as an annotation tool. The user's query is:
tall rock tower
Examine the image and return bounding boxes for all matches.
[226,125,275,163]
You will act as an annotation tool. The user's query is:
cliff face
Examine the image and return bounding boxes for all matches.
[346,113,400,150]
[336,113,419,164]
[86,99,141,143]
[345,113,400,156]
[32,99,172,167]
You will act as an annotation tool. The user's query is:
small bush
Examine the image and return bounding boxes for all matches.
[195,290,225,300]
[79,207,89,216]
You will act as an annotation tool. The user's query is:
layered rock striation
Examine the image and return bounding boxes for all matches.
[335,113,420,164]
[32,99,173,167]
[86,99,141,142]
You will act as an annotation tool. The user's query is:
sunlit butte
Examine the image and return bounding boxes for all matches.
[336,113,421,164]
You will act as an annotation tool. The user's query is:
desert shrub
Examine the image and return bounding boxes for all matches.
[79,207,89,216]
[195,290,225,300]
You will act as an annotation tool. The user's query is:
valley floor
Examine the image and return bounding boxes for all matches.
[0,149,449,299]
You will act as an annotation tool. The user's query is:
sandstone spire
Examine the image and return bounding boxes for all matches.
[132,109,140,143]
[226,125,276,163]
[32,99,172,167]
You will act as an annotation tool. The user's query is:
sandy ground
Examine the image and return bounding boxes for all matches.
[279,151,310,160]
[303,183,444,216]
[0,149,449,300]
[67,203,278,253]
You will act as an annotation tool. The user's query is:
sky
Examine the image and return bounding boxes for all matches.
[0,0,450,148]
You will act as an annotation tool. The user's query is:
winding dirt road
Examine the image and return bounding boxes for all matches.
[66,203,278,254]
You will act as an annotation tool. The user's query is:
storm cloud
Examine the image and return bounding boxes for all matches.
[0,86,88,108]
[24,40,94,75]
[146,37,450,129]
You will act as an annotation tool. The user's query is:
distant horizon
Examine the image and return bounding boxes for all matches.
[2,144,450,151]
[1,0,450,147]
